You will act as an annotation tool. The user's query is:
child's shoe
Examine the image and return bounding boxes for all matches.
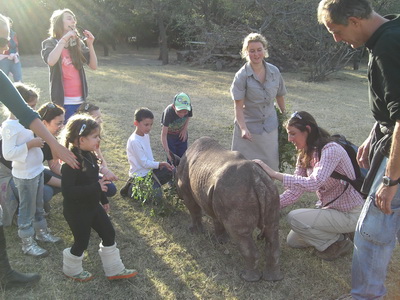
[35,228,62,243]
[107,268,138,280]
[98,242,138,280]
[21,237,48,257]
[120,178,133,197]
[65,270,93,282]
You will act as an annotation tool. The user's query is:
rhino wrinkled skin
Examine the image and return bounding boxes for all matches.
[176,137,283,282]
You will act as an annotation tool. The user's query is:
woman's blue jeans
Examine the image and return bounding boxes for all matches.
[351,157,400,299]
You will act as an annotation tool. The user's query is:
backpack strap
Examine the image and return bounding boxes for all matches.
[331,171,354,187]
[323,182,350,207]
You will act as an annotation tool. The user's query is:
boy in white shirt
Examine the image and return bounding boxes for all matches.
[120,107,173,198]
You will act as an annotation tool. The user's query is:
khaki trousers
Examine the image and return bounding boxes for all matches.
[286,205,362,251]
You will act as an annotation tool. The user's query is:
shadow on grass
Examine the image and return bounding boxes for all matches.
[118,191,354,300]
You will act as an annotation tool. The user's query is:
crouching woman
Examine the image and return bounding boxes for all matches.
[254,111,364,261]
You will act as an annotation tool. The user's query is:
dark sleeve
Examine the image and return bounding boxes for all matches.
[41,143,53,161]
[43,170,52,184]
[41,38,56,65]
[61,163,103,205]
[0,70,39,129]
[161,105,174,126]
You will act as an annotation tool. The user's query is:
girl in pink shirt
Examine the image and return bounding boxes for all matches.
[41,9,97,122]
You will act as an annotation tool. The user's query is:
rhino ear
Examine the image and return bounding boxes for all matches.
[169,151,181,167]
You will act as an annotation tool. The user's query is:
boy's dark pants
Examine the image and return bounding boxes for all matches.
[167,134,188,158]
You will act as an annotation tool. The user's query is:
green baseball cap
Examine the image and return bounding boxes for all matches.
[173,92,191,111]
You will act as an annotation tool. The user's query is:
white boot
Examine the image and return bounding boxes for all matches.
[98,242,138,280]
[62,248,93,282]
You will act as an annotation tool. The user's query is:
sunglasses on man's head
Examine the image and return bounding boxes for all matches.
[0,37,10,48]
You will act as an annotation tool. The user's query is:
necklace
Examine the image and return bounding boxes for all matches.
[83,154,95,168]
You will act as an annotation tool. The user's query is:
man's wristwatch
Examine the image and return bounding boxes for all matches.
[382,176,400,186]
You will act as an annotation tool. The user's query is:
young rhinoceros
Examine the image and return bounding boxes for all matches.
[175,136,283,282]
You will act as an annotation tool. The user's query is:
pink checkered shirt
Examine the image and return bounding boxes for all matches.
[280,142,365,212]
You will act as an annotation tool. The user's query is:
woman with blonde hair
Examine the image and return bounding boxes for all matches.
[41,9,97,121]
[230,33,287,171]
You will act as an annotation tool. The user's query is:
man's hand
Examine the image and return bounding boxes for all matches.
[357,137,371,169]
[375,184,397,214]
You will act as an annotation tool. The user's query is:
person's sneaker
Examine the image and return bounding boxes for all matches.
[107,269,138,280]
[315,238,353,261]
[21,237,49,258]
[35,229,62,243]
[65,270,93,282]
[120,180,133,197]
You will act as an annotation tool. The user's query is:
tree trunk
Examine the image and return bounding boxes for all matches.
[157,13,169,65]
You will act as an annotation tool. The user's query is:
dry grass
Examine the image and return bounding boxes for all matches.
[1,47,399,300]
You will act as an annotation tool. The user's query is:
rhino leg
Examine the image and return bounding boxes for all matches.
[182,196,204,233]
[213,219,229,244]
[229,231,262,282]
[262,225,283,281]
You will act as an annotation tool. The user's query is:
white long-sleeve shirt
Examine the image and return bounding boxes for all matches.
[1,119,44,179]
[127,132,159,177]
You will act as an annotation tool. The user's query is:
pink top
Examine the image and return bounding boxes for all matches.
[61,48,82,99]
[280,142,364,212]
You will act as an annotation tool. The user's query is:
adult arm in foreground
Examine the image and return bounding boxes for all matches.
[0,70,78,168]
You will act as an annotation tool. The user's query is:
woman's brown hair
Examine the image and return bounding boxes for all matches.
[48,9,86,70]
[286,111,332,168]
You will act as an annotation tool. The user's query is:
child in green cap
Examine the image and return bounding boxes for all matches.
[161,92,193,162]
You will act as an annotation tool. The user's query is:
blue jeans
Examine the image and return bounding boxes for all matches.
[14,172,47,238]
[351,157,400,299]
[0,58,22,82]
[167,134,188,158]
[98,175,117,197]
[64,104,81,123]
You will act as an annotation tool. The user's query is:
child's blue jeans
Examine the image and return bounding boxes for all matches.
[14,172,47,238]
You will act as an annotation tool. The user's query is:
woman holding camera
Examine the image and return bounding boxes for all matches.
[41,9,97,121]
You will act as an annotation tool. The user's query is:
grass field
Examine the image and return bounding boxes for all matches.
[1,46,399,300]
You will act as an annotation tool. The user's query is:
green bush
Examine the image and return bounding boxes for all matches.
[130,172,182,216]
[277,107,297,172]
